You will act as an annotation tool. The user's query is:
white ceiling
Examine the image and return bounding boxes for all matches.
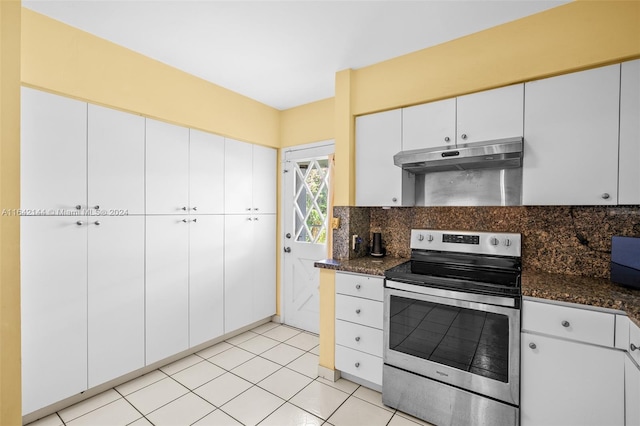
[23,0,569,110]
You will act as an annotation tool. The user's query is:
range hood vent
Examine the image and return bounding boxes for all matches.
[394,137,523,174]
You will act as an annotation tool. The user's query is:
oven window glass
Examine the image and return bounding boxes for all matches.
[389,295,510,383]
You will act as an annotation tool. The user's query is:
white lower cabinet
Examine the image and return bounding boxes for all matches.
[334,272,384,389]
[626,355,640,426]
[224,214,276,333]
[521,299,625,426]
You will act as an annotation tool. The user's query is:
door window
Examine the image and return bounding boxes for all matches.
[293,158,329,244]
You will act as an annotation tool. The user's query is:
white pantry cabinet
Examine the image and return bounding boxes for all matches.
[224,138,276,214]
[189,129,225,214]
[619,59,640,205]
[401,84,523,151]
[21,87,87,213]
[356,109,414,207]
[224,214,276,333]
[523,64,621,205]
[88,104,145,214]
[520,299,624,426]
[626,356,640,426]
[88,216,145,388]
[21,216,88,415]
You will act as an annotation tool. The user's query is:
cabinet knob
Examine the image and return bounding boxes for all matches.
[561,320,570,328]
[355,336,361,342]
[354,362,360,368]
[247,207,252,211]
[392,197,398,203]
[247,217,253,221]
[444,136,450,142]
[461,133,468,140]
[94,221,101,226]
[75,205,82,210]
[355,284,361,290]
[192,218,197,223]
[355,309,361,314]
[93,205,100,210]
[192,206,197,211]
[254,208,259,211]
[631,343,639,352]
[76,221,83,226]
[601,193,610,200]
[529,342,537,350]
[182,206,187,211]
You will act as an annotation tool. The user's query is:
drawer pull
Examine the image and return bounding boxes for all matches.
[355,336,361,342]
[355,309,361,314]
[561,321,570,328]
[355,284,361,290]
[529,342,537,350]
[631,343,639,352]
[355,362,360,368]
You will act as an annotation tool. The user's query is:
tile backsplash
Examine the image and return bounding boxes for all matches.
[333,205,640,279]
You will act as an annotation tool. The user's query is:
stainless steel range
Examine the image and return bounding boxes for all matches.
[383,229,522,426]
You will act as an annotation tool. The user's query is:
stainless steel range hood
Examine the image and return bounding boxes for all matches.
[393,137,523,174]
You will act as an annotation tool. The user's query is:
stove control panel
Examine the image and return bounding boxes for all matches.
[411,229,521,257]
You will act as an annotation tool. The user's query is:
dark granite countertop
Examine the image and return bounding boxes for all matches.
[315,257,640,327]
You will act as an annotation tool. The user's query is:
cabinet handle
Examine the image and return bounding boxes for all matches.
[461,133,468,140]
[192,218,197,223]
[75,205,82,210]
[444,136,450,142]
[246,207,252,211]
[247,217,253,221]
[392,197,398,203]
[192,206,197,211]
[94,221,101,226]
[355,309,361,314]
[354,362,360,368]
[561,320,570,328]
[254,208,259,211]
[93,205,100,210]
[355,336,361,342]
[631,343,639,352]
[355,284,361,290]
[76,221,83,226]
[601,193,610,200]
[529,342,537,350]
[254,217,259,221]
[182,219,188,223]
[181,206,187,211]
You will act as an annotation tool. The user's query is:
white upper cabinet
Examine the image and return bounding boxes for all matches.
[146,119,190,214]
[402,98,456,151]
[189,129,225,214]
[456,84,524,144]
[356,109,414,207]
[21,87,87,212]
[619,59,640,205]
[224,138,276,214]
[88,104,145,214]
[523,64,621,205]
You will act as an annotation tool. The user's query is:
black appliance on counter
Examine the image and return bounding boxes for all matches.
[611,236,640,289]
[383,229,522,426]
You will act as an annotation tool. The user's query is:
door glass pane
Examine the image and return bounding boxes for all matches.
[294,158,329,244]
[389,295,510,382]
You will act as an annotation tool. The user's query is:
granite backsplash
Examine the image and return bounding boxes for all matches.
[332,205,640,279]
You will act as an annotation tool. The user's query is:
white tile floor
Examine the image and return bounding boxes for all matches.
[27,322,434,426]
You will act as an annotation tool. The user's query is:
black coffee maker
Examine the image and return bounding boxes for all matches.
[371,232,385,257]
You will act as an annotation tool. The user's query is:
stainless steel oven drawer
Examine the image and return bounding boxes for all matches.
[335,272,384,301]
[336,319,383,357]
[335,345,383,386]
[336,294,383,329]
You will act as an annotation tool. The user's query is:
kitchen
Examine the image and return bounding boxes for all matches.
[1,1,640,425]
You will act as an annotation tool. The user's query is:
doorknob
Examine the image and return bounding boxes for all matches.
[284,247,291,253]
[286,233,291,239]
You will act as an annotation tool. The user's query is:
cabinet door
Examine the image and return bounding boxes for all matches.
[88,216,145,387]
[224,215,254,332]
[456,84,524,144]
[21,87,87,213]
[619,59,640,205]
[523,65,620,205]
[252,145,277,214]
[21,216,88,415]
[224,138,253,214]
[145,215,190,365]
[626,356,640,426]
[630,320,640,365]
[402,98,456,151]
[252,214,276,321]
[189,129,225,214]
[521,333,624,426]
[356,109,413,206]
[189,215,224,347]
[146,119,190,214]
[88,104,145,214]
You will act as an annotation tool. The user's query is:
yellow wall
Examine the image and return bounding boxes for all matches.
[280,98,334,147]
[0,0,22,423]
[21,8,280,147]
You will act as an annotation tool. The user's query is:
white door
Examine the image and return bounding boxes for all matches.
[282,142,334,334]
[253,214,277,321]
[402,98,456,151]
[189,130,225,214]
[224,138,253,214]
[252,145,277,214]
[224,214,254,333]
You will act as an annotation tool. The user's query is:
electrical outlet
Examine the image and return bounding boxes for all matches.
[331,217,340,229]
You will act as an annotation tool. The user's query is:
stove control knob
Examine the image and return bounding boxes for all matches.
[490,237,499,246]
[504,238,511,247]
[417,234,424,242]
[427,234,434,242]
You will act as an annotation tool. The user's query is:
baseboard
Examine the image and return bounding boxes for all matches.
[318,365,341,382]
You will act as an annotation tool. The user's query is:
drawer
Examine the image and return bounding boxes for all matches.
[336,272,384,302]
[335,345,383,386]
[336,294,383,329]
[522,300,615,347]
[336,319,383,357]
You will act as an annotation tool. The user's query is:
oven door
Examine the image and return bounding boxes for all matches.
[384,281,520,406]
